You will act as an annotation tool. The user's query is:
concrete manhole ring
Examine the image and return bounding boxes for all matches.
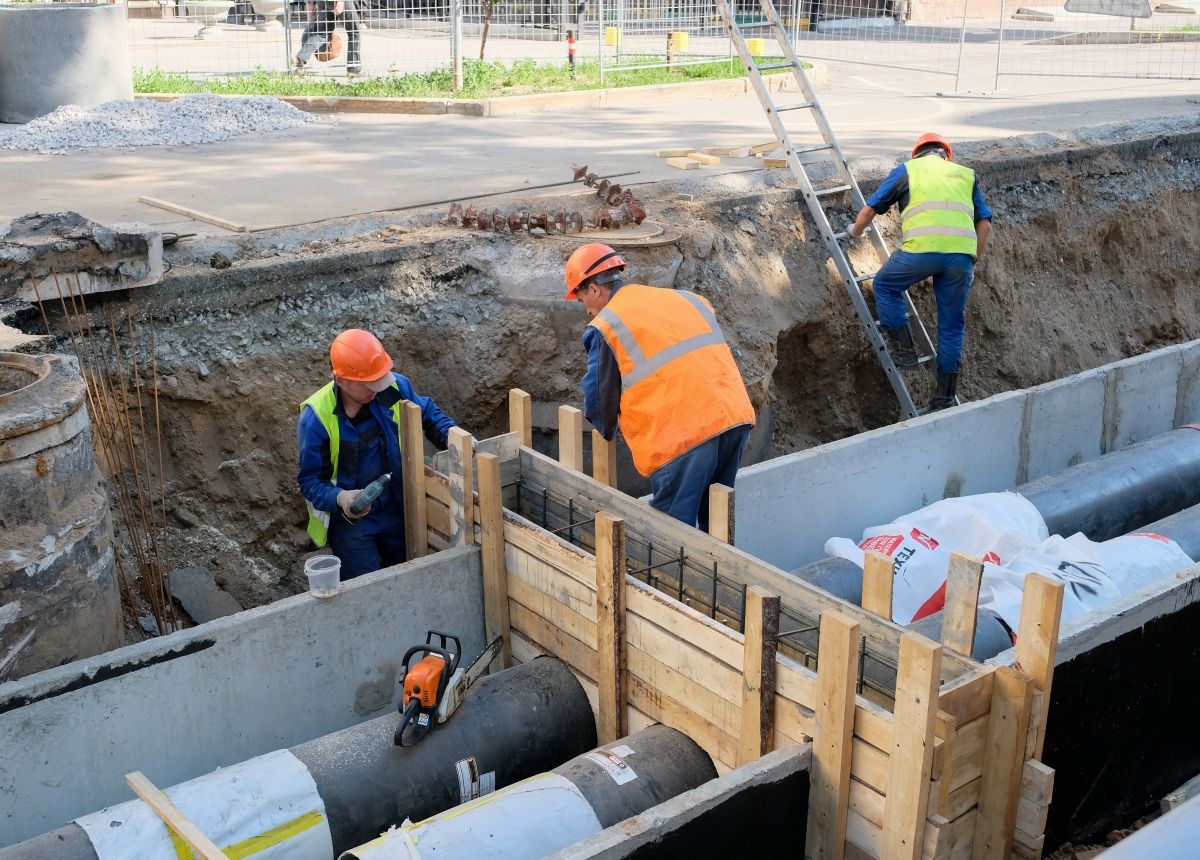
[558,222,683,248]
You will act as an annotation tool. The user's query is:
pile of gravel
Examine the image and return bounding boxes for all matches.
[0,93,311,154]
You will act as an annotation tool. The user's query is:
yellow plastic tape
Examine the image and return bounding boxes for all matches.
[169,810,325,860]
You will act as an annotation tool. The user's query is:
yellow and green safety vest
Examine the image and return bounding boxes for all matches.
[299,379,402,547]
[900,156,978,257]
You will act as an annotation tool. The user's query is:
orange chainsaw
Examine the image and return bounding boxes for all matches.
[394,631,502,747]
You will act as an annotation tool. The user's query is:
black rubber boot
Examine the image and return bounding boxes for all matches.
[881,325,918,370]
[929,370,959,411]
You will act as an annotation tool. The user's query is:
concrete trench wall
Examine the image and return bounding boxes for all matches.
[734,339,1200,571]
[0,545,485,848]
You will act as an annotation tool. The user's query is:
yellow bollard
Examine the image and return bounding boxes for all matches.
[669,31,689,51]
[746,37,765,55]
[604,26,622,46]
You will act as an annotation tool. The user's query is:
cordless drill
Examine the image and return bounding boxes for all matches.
[348,473,391,517]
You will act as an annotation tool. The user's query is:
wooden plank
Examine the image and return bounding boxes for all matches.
[626,663,739,770]
[591,430,617,487]
[943,554,983,657]
[805,611,861,860]
[939,667,995,724]
[666,157,700,170]
[446,427,475,546]
[945,775,982,822]
[687,151,721,165]
[884,632,943,860]
[503,513,596,589]
[626,610,743,706]
[125,772,230,860]
[708,483,735,545]
[508,388,533,448]
[506,544,596,616]
[737,586,780,766]
[625,576,743,669]
[402,401,427,560]
[948,714,989,792]
[862,551,894,620]
[750,140,780,154]
[594,513,628,744]
[654,147,693,157]
[1014,574,1064,761]
[478,452,513,668]
[509,600,599,679]
[846,784,947,860]
[425,473,451,507]
[1022,689,1044,761]
[136,195,247,233]
[519,449,979,678]
[426,497,451,536]
[427,530,449,552]
[1013,794,1049,839]
[700,145,737,156]
[1019,760,1054,808]
[761,157,788,168]
[627,643,741,739]
[970,667,1033,860]
[508,574,597,649]
[934,711,959,817]
[1010,832,1044,860]
[558,405,584,472]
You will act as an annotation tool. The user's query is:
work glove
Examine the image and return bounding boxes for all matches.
[337,489,369,520]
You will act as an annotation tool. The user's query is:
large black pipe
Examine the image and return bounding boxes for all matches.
[1137,500,1200,562]
[0,657,596,860]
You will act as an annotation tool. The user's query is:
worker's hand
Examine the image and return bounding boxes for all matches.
[337,489,369,520]
[847,223,863,239]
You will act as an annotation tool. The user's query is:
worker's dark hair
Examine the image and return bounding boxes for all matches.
[914,142,948,158]
[584,269,624,290]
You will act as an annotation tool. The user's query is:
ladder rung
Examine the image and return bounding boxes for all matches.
[855,272,878,283]
[832,231,848,241]
[917,354,936,364]
[755,62,795,71]
[815,185,852,197]
[796,143,835,154]
[772,102,815,113]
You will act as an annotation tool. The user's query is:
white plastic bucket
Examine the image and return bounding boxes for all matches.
[304,555,341,598]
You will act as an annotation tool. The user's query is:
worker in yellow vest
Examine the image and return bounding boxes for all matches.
[297,329,458,579]
[565,243,756,530]
[848,132,993,410]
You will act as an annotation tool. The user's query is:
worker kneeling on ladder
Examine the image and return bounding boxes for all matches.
[565,243,755,530]
[847,133,993,410]
[298,329,460,579]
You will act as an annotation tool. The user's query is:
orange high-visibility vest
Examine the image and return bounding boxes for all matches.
[588,284,755,476]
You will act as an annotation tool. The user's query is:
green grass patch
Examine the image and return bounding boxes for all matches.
[134,56,797,100]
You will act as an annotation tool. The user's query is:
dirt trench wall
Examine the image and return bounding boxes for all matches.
[13,128,1200,611]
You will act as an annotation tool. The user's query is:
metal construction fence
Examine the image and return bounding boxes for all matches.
[123,0,1200,85]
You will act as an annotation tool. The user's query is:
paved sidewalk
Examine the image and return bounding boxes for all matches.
[1,59,1197,238]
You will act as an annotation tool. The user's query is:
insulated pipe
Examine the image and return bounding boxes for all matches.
[1130,501,1200,563]
[340,725,718,860]
[0,657,596,860]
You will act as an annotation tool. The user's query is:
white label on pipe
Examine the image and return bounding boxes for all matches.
[455,756,481,805]
[77,749,333,860]
[480,770,496,796]
[582,750,638,785]
[609,744,635,757]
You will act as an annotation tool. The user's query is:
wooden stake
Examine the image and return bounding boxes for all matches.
[446,427,475,546]
[883,632,942,860]
[708,483,735,545]
[737,586,781,766]
[402,401,427,560]
[1015,573,1064,760]
[125,772,230,860]
[478,452,512,668]
[508,388,532,448]
[592,429,617,487]
[558,405,584,472]
[594,512,628,743]
[862,551,894,620]
[942,553,983,657]
[805,611,861,860]
[971,667,1034,860]
[136,196,248,233]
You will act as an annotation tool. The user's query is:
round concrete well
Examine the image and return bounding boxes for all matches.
[0,352,123,680]
[0,2,134,124]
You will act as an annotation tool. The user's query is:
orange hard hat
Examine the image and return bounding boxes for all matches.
[564,243,626,299]
[912,132,953,161]
[330,329,394,382]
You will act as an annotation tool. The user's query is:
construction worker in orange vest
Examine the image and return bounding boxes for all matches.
[565,243,756,530]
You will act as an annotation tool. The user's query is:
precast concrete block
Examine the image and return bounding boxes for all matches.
[1020,368,1106,484]
[1102,346,1185,452]
[1174,340,1200,427]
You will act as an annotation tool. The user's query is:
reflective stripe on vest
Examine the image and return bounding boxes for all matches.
[588,285,755,477]
[299,379,403,547]
[900,156,978,257]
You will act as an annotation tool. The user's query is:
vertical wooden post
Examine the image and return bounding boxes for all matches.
[508,388,532,448]
[862,551,894,620]
[971,667,1034,860]
[446,427,475,547]
[1015,573,1064,760]
[477,452,513,669]
[942,552,984,657]
[592,429,618,487]
[402,400,427,561]
[805,611,861,860]
[737,585,781,766]
[883,632,942,860]
[708,483,735,545]
[558,405,584,472]
[594,512,628,744]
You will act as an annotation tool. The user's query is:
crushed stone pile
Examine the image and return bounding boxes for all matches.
[0,94,311,154]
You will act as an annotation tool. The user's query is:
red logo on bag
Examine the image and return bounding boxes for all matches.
[860,534,904,555]
[1130,532,1170,543]
[982,551,1001,564]
[909,528,939,551]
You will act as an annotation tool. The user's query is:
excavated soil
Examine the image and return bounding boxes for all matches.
[8,124,1200,611]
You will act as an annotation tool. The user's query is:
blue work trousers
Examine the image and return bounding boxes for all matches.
[649,425,752,531]
[873,250,975,374]
[328,501,407,580]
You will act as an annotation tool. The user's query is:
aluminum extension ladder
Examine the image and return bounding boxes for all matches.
[711,0,945,418]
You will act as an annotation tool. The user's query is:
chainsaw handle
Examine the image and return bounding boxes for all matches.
[394,697,424,747]
[424,631,462,674]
